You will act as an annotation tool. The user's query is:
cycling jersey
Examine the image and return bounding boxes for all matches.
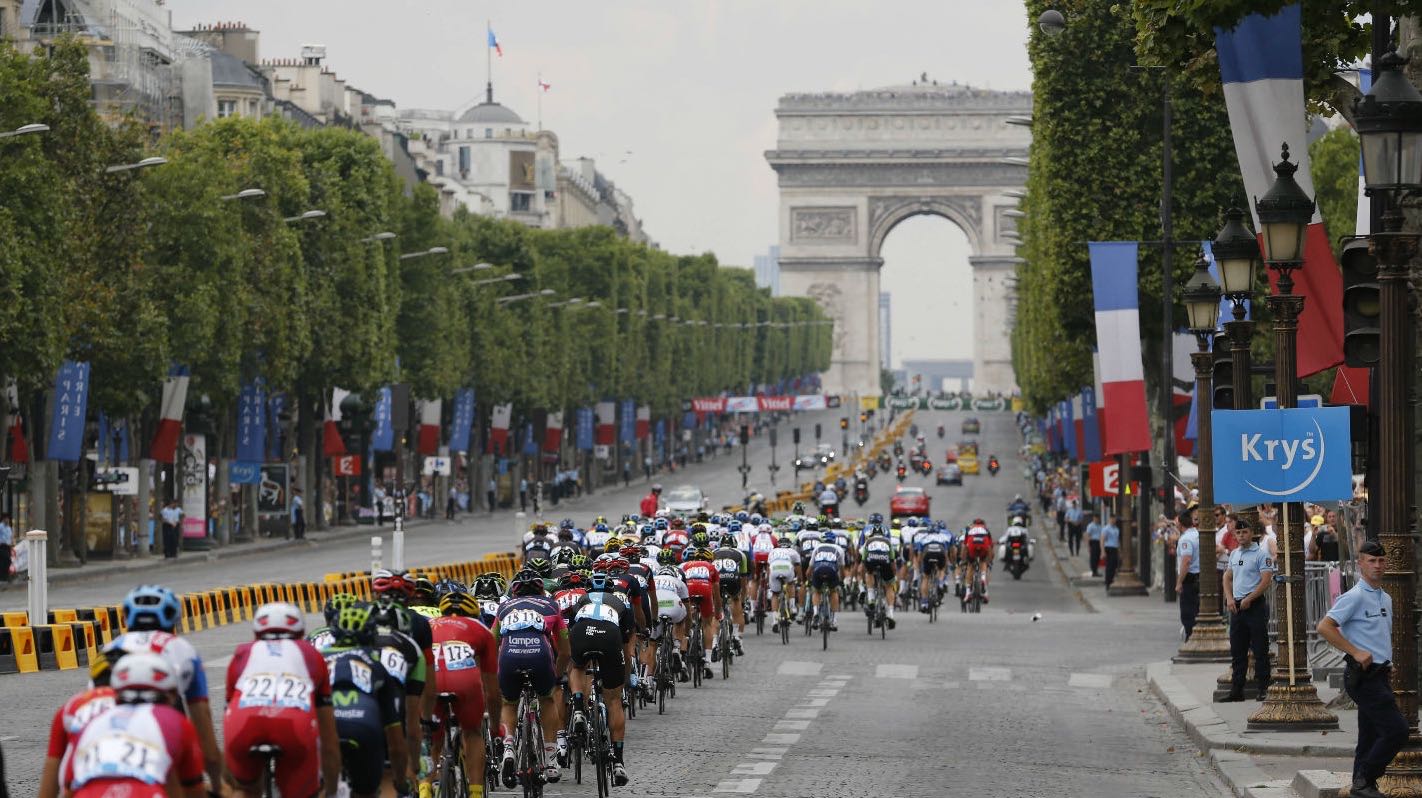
[554,587,589,621]
[861,537,898,582]
[766,547,801,594]
[661,530,689,552]
[225,637,332,798]
[63,703,203,798]
[569,589,635,689]
[653,572,690,625]
[374,625,426,698]
[963,527,993,561]
[102,631,208,707]
[46,686,116,778]
[750,531,777,563]
[321,644,402,796]
[712,547,749,594]
[796,531,823,562]
[523,535,554,563]
[494,595,567,700]
[430,615,499,731]
[584,528,611,554]
[809,542,846,588]
[680,559,721,615]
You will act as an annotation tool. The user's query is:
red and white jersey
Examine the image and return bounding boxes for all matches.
[680,560,720,587]
[46,686,117,768]
[429,615,498,675]
[750,531,778,562]
[63,703,203,791]
[554,588,588,618]
[963,527,993,552]
[661,529,689,551]
[226,638,331,716]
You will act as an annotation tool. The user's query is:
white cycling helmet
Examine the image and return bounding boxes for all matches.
[252,601,305,639]
[111,652,179,700]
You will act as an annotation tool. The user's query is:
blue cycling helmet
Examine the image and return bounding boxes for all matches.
[588,572,611,592]
[735,511,749,523]
[749,513,764,525]
[123,585,182,632]
[727,520,742,533]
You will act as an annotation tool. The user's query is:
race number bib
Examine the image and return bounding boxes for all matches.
[380,647,409,683]
[481,600,501,618]
[556,593,582,612]
[684,565,713,581]
[237,672,314,711]
[501,609,546,633]
[752,537,774,553]
[439,641,477,672]
[813,550,838,564]
[73,736,168,785]
[348,660,373,693]
[575,603,620,625]
[714,558,740,576]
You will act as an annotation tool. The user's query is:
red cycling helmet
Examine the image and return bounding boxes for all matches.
[669,517,686,530]
[372,568,414,597]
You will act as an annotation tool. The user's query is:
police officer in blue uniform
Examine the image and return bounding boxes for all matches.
[1318,540,1405,798]
[1221,514,1273,702]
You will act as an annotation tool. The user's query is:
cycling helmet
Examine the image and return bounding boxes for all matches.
[559,571,586,590]
[253,602,305,639]
[749,513,763,525]
[439,589,481,618]
[727,520,743,533]
[804,518,819,531]
[690,530,710,548]
[656,548,678,566]
[972,518,987,526]
[526,558,553,579]
[735,510,750,523]
[588,572,611,592]
[510,569,546,597]
[323,592,360,627]
[651,484,663,494]
[606,556,630,574]
[604,538,623,554]
[435,577,467,596]
[791,501,805,515]
[412,577,439,606]
[372,569,415,600]
[869,512,884,525]
[111,653,179,702]
[776,536,793,548]
[560,518,575,531]
[557,527,575,541]
[123,585,182,632]
[656,565,682,579]
[690,522,707,535]
[593,522,611,534]
[370,602,412,635]
[621,544,645,561]
[331,602,376,646]
[669,517,686,530]
[1011,516,1025,527]
[569,554,592,571]
[592,553,618,571]
[688,547,714,562]
[552,547,576,566]
[472,573,505,601]
[640,525,657,540]
[653,517,669,531]
[905,517,919,528]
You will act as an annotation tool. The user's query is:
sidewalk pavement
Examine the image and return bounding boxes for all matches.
[1037,516,1357,798]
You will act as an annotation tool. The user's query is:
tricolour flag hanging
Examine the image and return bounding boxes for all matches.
[544,411,564,454]
[324,388,350,457]
[635,405,650,440]
[1092,348,1108,455]
[594,401,616,446]
[1089,242,1151,454]
[487,26,503,57]
[417,399,442,455]
[1215,4,1344,377]
[6,381,27,463]
[1172,330,1196,458]
[1331,64,1373,410]
[488,403,512,455]
[150,365,189,463]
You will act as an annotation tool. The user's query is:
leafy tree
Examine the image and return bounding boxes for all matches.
[1310,126,1361,252]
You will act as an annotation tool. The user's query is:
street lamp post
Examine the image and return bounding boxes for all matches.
[1354,49,1422,791]
[105,156,167,173]
[0,123,49,139]
[1175,259,1231,663]
[1245,144,1338,731]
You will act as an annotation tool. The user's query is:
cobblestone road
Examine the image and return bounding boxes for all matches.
[0,410,1230,797]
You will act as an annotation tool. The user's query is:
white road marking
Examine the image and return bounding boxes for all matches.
[942,681,961,689]
[715,778,763,793]
[817,681,848,689]
[762,733,800,744]
[732,761,779,776]
[806,688,839,697]
[783,707,820,719]
[1068,672,1114,688]
[774,719,811,730]
[798,697,831,707]
[969,666,1012,681]
[776,660,822,676]
[826,673,854,680]
[747,747,787,759]
[875,664,919,679]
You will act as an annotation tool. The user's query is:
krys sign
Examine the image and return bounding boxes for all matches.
[1211,407,1353,504]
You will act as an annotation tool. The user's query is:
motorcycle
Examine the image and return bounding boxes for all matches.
[896,464,907,483]
[1004,537,1030,580]
[878,452,893,471]
[893,441,904,457]
[936,424,945,439]
[853,481,869,506]
[987,457,1000,476]
[918,459,933,476]
[865,461,878,479]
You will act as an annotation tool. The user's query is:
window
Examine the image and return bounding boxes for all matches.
[509,192,532,212]
[458,146,470,178]
[217,99,237,118]
[485,128,493,139]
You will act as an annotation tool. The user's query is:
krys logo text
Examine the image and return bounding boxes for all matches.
[1235,417,1328,498]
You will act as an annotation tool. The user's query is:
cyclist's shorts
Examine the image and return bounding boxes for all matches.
[73,782,165,798]
[767,568,796,595]
[569,620,626,690]
[434,669,487,731]
[921,554,947,576]
[656,602,687,626]
[964,543,991,561]
[224,708,321,798]
[497,633,556,701]
[719,577,743,598]
[864,560,896,584]
[811,566,842,590]
[334,713,385,795]
[685,580,714,615]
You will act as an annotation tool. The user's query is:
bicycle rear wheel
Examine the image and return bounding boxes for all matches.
[593,699,611,798]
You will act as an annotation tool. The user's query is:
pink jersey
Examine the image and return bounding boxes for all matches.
[63,703,203,793]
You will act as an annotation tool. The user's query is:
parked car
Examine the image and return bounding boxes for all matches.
[889,485,931,519]
[936,463,963,486]
[663,485,707,514]
[961,417,981,435]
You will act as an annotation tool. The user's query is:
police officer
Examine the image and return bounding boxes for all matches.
[1221,514,1273,702]
[1318,540,1405,798]
[1174,505,1200,641]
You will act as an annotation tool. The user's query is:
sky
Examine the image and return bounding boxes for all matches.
[170,1,1034,367]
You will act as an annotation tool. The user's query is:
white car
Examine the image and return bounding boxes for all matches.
[663,485,707,515]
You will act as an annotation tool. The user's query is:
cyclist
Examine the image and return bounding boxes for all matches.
[652,561,691,679]
[426,589,501,798]
[916,524,952,612]
[553,569,590,622]
[549,528,580,563]
[860,529,899,630]
[318,602,411,798]
[61,653,206,798]
[308,592,360,651]
[712,533,750,655]
[522,527,555,564]
[680,547,723,679]
[102,585,222,790]
[494,570,570,786]
[472,572,508,628]
[795,520,824,621]
[749,522,778,610]
[767,536,802,633]
[410,577,441,617]
[806,534,846,631]
[526,557,557,594]
[961,519,994,604]
[223,602,340,798]
[39,648,117,798]
[567,571,635,787]
[585,522,613,556]
[371,594,430,786]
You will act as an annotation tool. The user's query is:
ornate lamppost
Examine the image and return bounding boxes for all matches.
[1246,144,1338,731]
[1175,259,1230,662]
[1355,49,1422,792]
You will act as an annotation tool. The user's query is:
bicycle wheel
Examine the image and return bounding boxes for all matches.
[779,608,789,645]
[880,605,886,639]
[867,600,875,636]
[593,698,611,798]
[821,593,830,651]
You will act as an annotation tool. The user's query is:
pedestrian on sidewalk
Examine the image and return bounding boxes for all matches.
[1174,506,1200,640]
[0,513,12,582]
[486,477,496,514]
[1318,540,1404,798]
[160,499,182,559]
[519,477,528,512]
[446,484,457,520]
[1222,517,1273,702]
[1085,511,1102,577]
[290,488,305,540]
[1065,499,1084,556]
[622,461,631,487]
[1215,508,1238,616]
[1101,512,1121,589]
[1054,489,1068,542]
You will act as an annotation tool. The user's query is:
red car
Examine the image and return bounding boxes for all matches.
[889,486,931,519]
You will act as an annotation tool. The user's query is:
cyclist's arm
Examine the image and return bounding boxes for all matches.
[376,667,410,791]
[554,625,571,675]
[317,705,341,797]
[186,700,223,789]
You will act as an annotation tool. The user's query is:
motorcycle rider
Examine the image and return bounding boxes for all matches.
[853,472,869,505]
[1000,515,1033,567]
[987,454,1001,475]
[1008,494,1032,520]
[817,484,840,518]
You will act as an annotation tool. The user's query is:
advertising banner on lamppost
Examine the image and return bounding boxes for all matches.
[449,388,475,454]
[236,379,266,465]
[371,387,394,452]
[180,433,207,539]
[47,361,90,463]
[1210,407,1353,504]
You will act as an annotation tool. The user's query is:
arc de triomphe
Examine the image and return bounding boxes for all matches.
[765,82,1030,396]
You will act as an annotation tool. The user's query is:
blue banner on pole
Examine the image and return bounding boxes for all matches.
[620,399,635,444]
[1063,398,1076,461]
[48,361,89,462]
[1082,388,1101,462]
[266,393,286,460]
[655,419,665,452]
[576,407,594,451]
[1211,407,1354,504]
[371,387,394,452]
[449,388,475,453]
[237,379,267,464]
[522,421,537,456]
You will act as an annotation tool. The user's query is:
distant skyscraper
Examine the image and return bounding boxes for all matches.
[753,245,781,296]
[879,292,892,368]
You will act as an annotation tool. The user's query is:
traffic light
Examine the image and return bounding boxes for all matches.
[839,417,848,430]
[1212,332,1234,410]
[1340,237,1380,368]
[814,423,822,440]
[740,424,750,445]
[792,427,801,445]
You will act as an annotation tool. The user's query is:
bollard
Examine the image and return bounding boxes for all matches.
[371,536,383,574]
[392,517,404,572]
[27,530,48,628]
[514,511,527,539]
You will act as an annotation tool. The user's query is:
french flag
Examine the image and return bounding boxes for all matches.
[324,388,349,457]
[543,411,563,454]
[635,405,650,440]
[1216,5,1344,376]
[417,399,442,455]
[487,26,503,57]
[1082,385,1102,463]
[488,403,512,456]
[1089,242,1151,455]
[150,365,189,463]
[1092,348,1109,458]
[594,401,616,446]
